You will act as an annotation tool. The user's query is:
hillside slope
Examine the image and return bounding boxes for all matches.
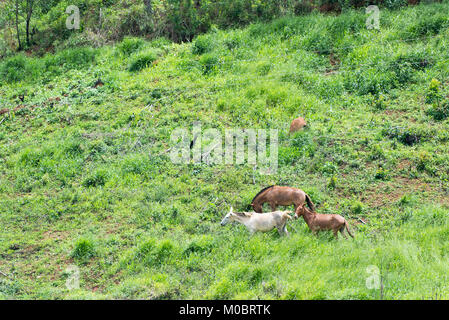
[1,3,449,299]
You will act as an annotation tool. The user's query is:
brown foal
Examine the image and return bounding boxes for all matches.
[295,205,354,239]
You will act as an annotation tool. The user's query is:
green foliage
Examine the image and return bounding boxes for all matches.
[83,169,110,188]
[426,100,449,121]
[0,54,36,83]
[128,49,159,72]
[192,35,215,55]
[117,37,145,56]
[1,3,449,300]
[375,167,390,180]
[425,79,442,104]
[382,126,423,146]
[72,238,96,261]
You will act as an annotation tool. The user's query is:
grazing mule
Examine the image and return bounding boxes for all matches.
[220,207,292,236]
[295,205,354,239]
[289,117,307,134]
[251,185,315,213]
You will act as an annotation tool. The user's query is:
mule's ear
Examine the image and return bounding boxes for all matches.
[229,206,233,214]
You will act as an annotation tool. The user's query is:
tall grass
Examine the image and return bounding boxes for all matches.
[1,2,449,299]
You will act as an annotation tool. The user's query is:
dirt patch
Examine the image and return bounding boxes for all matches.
[362,176,437,208]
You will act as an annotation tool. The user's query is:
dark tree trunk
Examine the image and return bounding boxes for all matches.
[25,0,34,46]
[144,0,152,14]
[15,0,22,50]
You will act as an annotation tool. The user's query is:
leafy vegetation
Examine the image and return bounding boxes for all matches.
[1,2,449,299]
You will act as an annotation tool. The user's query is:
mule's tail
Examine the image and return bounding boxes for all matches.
[305,194,315,212]
[345,221,354,238]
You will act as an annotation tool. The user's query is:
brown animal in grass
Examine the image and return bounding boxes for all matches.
[0,108,9,116]
[295,205,354,239]
[251,185,315,213]
[289,117,307,134]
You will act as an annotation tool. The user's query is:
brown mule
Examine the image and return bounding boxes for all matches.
[251,185,315,213]
[295,205,354,239]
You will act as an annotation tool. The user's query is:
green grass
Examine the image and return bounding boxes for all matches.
[1,2,449,299]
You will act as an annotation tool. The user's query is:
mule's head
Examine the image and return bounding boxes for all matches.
[294,205,305,219]
[220,206,235,226]
[251,202,263,213]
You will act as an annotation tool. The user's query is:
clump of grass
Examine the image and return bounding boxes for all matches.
[0,54,40,83]
[425,79,442,104]
[199,53,220,75]
[327,175,337,190]
[133,239,179,268]
[72,238,96,261]
[382,126,423,146]
[192,35,215,55]
[375,167,390,180]
[83,169,110,187]
[426,100,449,121]
[128,49,159,72]
[416,151,433,172]
[45,47,97,70]
[117,37,145,56]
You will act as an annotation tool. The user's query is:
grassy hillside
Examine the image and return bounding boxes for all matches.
[1,2,449,299]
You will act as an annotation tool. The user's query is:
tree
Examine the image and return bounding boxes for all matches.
[15,0,22,50]
[8,0,40,50]
[25,0,35,46]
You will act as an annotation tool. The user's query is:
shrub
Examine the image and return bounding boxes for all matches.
[192,35,214,55]
[382,126,423,146]
[416,151,432,172]
[128,49,159,72]
[426,100,449,121]
[199,54,220,75]
[375,167,390,180]
[406,14,449,37]
[117,37,145,56]
[425,78,442,104]
[0,54,39,83]
[43,47,97,72]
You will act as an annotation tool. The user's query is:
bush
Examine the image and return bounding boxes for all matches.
[426,100,449,121]
[128,49,159,72]
[375,167,390,180]
[406,14,449,37]
[199,54,220,75]
[425,79,442,104]
[0,54,37,83]
[192,35,215,55]
[117,37,145,56]
[382,126,423,146]
[44,47,97,69]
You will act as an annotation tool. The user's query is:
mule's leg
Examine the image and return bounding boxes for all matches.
[276,226,283,236]
[333,229,339,239]
[283,225,289,237]
[340,226,348,239]
[270,202,277,211]
[280,222,289,237]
